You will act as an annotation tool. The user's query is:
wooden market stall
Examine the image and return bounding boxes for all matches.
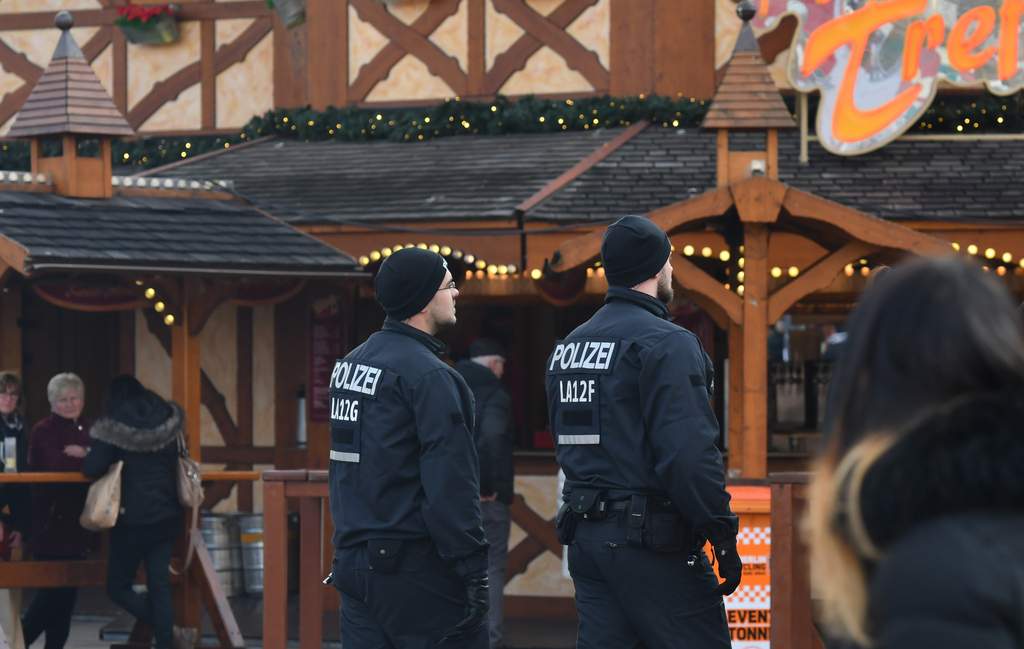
[0,15,364,646]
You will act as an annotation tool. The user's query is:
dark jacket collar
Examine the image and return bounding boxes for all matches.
[91,403,182,452]
[0,412,25,437]
[454,358,501,390]
[605,285,671,320]
[858,391,1024,551]
[382,317,445,354]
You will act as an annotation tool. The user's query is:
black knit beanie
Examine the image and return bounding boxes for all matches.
[600,215,672,287]
[375,247,449,320]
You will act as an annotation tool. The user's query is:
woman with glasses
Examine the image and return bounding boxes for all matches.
[23,373,98,649]
[0,372,30,549]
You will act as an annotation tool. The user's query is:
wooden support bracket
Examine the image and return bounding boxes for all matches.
[191,531,245,648]
[672,257,742,325]
[189,280,241,337]
[782,188,954,256]
[767,241,878,324]
[731,176,787,224]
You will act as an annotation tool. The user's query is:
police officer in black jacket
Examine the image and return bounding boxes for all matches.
[545,215,741,649]
[328,247,490,648]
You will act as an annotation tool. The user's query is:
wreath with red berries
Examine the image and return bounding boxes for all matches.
[114,4,176,30]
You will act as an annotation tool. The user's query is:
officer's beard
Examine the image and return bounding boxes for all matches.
[656,269,674,304]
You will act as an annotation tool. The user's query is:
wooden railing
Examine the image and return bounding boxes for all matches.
[0,471,258,648]
[262,469,328,649]
[769,471,825,649]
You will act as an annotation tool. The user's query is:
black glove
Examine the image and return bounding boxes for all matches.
[713,541,743,597]
[449,571,489,640]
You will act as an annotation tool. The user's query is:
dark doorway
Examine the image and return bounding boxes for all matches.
[20,288,121,427]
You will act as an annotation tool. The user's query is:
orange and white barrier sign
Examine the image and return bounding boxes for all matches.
[707,486,771,649]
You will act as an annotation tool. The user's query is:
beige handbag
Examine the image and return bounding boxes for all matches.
[169,430,203,575]
[80,460,123,531]
[175,430,204,508]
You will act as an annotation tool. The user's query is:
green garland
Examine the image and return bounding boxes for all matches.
[0,92,1020,172]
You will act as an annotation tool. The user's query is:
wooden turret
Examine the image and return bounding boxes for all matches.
[7,11,134,198]
[703,1,795,186]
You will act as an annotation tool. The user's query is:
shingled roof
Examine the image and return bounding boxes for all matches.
[7,14,134,138]
[0,192,362,277]
[150,129,623,224]
[528,128,1024,222]
[702,19,795,131]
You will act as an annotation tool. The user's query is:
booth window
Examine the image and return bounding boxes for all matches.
[41,138,63,158]
[76,138,100,158]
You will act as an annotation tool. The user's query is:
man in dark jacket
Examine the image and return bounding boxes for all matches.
[545,216,741,649]
[455,339,514,649]
[328,247,489,648]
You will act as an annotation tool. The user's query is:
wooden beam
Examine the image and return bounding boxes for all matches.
[0,3,267,29]
[727,320,743,477]
[517,120,650,214]
[298,497,324,649]
[467,0,485,97]
[191,532,245,648]
[0,236,30,275]
[782,188,955,256]
[648,185,734,235]
[716,130,728,187]
[0,561,108,588]
[306,0,347,109]
[609,0,653,96]
[549,186,733,273]
[172,280,202,463]
[262,480,288,649]
[201,12,216,130]
[188,280,239,337]
[740,224,769,480]
[731,176,787,224]
[676,287,728,331]
[671,257,742,325]
[236,306,254,511]
[767,241,878,324]
[510,494,561,557]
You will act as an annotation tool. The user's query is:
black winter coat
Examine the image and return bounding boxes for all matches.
[82,403,182,529]
[455,359,515,504]
[0,412,30,536]
[855,393,1024,649]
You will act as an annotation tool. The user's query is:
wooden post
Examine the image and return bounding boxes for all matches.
[237,307,254,511]
[727,320,743,477]
[263,478,289,649]
[171,279,202,632]
[741,224,769,479]
[798,93,809,165]
[716,130,729,187]
[766,128,778,180]
[299,496,324,649]
[770,472,820,649]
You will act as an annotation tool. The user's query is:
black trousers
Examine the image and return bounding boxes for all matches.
[333,540,488,649]
[568,513,731,649]
[23,555,81,649]
[106,537,175,649]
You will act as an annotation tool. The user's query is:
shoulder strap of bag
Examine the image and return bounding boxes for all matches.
[169,503,199,576]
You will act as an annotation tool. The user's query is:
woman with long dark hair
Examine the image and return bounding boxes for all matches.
[82,376,192,649]
[808,256,1024,648]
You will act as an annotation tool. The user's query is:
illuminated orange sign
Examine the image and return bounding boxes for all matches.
[752,0,1024,154]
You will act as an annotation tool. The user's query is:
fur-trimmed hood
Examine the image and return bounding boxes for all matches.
[89,402,182,452]
[858,392,1024,551]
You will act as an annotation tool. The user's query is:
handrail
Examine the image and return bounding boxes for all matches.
[0,470,261,483]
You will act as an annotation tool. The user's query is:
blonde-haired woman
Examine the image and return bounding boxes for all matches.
[808,256,1024,649]
[23,373,98,649]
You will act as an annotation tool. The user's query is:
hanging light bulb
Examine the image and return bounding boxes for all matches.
[440,246,452,256]
[164,314,175,325]
[771,267,782,278]
[531,269,542,280]
[701,247,712,257]
[144,288,156,299]
[719,250,730,262]
[683,245,695,256]
[154,302,166,313]
[370,251,381,261]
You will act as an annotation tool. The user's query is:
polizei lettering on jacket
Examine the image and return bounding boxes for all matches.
[548,339,618,374]
[329,361,383,397]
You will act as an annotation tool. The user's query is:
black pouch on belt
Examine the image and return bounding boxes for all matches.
[570,488,607,521]
[627,494,647,547]
[643,503,688,552]
[556,501,576,545]
[367,539,404,574]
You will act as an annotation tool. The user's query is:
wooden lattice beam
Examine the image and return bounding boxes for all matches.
[767,241,878,324]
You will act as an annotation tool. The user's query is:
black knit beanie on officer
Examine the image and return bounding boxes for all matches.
[375,247,449,320]
[600,215,672,287]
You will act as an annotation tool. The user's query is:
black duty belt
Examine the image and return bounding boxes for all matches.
[605,497,673,513]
